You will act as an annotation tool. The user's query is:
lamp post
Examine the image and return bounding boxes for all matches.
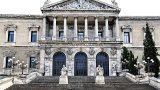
[8,57,20,75]
[18,61,28,75]
[134,62,143,84]
[122,59,129,72]
[143,57,154,77]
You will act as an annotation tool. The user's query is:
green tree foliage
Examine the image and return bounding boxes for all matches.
[143,23,160,78]
[121,47,138,75]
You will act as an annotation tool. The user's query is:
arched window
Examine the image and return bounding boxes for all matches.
[96,52,109,76]
[74,52,87,76]
[53,52,66,76]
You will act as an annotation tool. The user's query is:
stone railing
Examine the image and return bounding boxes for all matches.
[25,72,42,84]
[125,73,149,84]
[125,73,138,83]
[149,77,160,90]
[44,37,121,42]
[0,77,13,90]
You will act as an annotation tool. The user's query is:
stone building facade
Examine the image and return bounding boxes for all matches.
[0,0,160,76]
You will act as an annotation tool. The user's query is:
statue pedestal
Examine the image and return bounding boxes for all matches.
[112,71,117,76]
[59,75,68,84]
[95,75,105,84]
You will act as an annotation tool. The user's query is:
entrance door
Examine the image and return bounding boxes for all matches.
[53,52,66,76]
[96,52,109,76]
[74,52,87,76]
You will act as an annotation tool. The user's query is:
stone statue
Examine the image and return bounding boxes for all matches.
[59,65,68,84]
[95,65,105,84]
[96,65,104,76]
[111,0,118,6]
[60,65,68,76]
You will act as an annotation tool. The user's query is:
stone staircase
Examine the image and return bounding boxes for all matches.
[6,76,157,90]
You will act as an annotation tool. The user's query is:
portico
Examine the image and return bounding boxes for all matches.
[43,16,119,41]
[39,0,122,76]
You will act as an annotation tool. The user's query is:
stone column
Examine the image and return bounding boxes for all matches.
[74,17,78,40]
[115,17,120,41]
[95,17,99,41]
[52,16,57,40]
[64,17,67,40]
[84,17,88,41]
[41,16,46,40]
[105,17,109,41]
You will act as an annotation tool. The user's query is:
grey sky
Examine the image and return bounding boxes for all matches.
[0,0,159,16]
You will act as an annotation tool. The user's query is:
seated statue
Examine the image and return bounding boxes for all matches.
[96,65,104,76]
[60,65,68,76]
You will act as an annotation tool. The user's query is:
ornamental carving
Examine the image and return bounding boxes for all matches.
[45,47,51,56]
[121,25,132,32]
[89,47,95,55]
[46,0,113,10]
[110,47,117,56]
[4,24,17,31]
[28,24,40,31]
[67,48,73,55]
[143,25,155,33]
[3,50,16,57]
[26,51,39,57]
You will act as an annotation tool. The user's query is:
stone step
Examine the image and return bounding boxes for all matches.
[6,76,157,90]
[30,76,132,84]
[7,83,156,90]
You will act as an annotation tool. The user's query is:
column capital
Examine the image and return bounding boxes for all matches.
[63,15,68,18]
[94,16,99,19]
[104,16,109,19]
[52,15,57,18]
[74,15,79,18]
[84,15,89,18]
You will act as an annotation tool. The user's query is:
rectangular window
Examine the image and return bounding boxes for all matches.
[59,31,64,38]
[31,31,37,42]
[78,32,84,39]
[29,57,36,68]
[6,57,12,68]
[98,32,103,38]
[124,32,130,43]
[8,31,14,42]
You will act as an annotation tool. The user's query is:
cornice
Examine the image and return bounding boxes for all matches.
[119,16,160,20]
[0,14,43,19]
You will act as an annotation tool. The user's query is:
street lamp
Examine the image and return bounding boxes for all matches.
[18,61,28,75]
[134,62,143,76]
[8,57,20,75]
[143,57,154,77]
[122,59,129,72]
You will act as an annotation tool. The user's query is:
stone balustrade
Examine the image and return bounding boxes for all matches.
[149,77,160,90]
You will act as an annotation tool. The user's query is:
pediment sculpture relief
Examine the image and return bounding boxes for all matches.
[48,0,112,10]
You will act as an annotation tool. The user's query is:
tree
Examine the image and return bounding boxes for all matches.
[128,51,138,75]
[121,47,138,75]
[143,23,160,78]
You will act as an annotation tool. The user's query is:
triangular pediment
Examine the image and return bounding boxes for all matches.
[41,0,120,11]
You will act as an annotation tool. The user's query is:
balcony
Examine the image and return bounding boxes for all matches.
[39,36,122,44]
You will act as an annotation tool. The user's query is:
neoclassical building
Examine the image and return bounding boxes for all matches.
[0,0,160,76]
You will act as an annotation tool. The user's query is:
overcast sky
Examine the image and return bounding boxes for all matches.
[0,0,160,16]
